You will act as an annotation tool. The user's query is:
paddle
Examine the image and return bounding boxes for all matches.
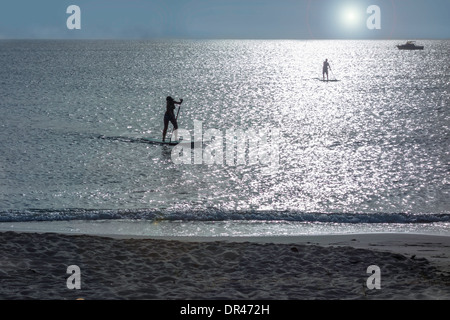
[329,62,338,81]
[169,99,183,143]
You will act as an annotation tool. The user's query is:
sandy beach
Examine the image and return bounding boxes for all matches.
[0,230,449,300]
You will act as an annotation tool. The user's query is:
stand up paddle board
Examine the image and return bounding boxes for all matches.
[141,138,200,148]
[317,79,340,82]
[141,138,180,145]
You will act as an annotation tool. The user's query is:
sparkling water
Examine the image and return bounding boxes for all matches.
[0,39,449,236]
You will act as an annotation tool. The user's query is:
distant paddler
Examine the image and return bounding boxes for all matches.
[162,96,183,142]
[322,59,331,81]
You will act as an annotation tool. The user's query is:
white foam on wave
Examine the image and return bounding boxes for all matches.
[0,219,448,238]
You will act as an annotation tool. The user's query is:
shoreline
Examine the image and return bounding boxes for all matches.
[0,220,448,273]
[0,229,449,300]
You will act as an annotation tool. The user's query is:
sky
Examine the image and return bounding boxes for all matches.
[0,0,449,39]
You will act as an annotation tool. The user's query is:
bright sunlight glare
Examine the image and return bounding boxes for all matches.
[341,6,362,28]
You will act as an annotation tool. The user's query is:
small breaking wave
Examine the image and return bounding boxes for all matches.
[1,208,449,224]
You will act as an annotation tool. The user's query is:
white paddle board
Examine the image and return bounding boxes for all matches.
[141,138,180,145]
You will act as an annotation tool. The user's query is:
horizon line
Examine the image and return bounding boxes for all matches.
[0,37,448,41]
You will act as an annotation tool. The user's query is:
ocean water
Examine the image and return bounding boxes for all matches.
[0,39,449,236]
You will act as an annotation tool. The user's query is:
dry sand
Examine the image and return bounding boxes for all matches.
[0,231,449,300]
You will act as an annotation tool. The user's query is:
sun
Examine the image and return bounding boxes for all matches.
[341,6,362,28]
[346,10,358,23]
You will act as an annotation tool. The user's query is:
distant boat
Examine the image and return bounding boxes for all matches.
[396,41,424,50]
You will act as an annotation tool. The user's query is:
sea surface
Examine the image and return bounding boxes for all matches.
[0,39,449,236]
